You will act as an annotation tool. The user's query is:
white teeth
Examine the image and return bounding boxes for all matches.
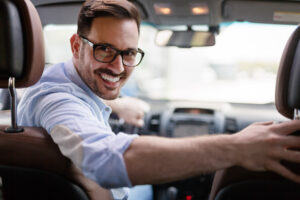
[100,73,120,83]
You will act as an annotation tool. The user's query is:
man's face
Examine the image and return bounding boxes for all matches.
[72,17,139,100]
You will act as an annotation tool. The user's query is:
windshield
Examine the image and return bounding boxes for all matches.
[44,22,297,104]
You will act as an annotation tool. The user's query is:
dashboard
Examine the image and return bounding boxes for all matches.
[135,100,288,137]
[158,107,224,138]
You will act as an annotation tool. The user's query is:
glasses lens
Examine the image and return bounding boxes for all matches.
[94,44,143,67]
[94,45,116,62]
[123,50,143,67]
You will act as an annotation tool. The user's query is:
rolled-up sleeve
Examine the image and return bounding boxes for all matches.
[30,92,138,188]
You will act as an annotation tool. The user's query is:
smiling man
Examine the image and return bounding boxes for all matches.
[72,16,142,100]
[18,1,147,199]
[17,0,300,200]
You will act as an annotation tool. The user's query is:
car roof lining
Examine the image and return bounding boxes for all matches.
[32,0,300,27]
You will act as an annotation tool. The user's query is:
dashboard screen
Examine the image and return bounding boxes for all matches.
[173,122,209,137]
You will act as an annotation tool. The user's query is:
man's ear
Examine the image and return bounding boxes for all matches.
[70,34,81,59]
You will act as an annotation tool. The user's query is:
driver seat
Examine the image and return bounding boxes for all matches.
[0,0,112,199]
[209,24,300,200]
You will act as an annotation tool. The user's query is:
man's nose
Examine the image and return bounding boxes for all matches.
[110,54,125,74]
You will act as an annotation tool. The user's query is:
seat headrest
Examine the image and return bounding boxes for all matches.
[275,25,300,119]
[0,0,44,88]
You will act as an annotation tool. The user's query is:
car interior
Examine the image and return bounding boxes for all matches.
[0,0,300,199]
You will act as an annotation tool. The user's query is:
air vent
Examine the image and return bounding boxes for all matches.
[225,117,238,133]
[148,113,161,133]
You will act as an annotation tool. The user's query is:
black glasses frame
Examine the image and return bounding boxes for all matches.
[79,35,145,67]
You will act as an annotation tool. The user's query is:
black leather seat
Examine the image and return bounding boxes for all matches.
[209,24,300,200]
[0,0,112,199]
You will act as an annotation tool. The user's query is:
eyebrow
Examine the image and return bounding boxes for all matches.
[95,42,138,51]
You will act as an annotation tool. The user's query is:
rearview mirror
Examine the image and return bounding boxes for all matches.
[155,30,215,48]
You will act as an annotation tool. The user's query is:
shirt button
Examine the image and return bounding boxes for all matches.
[105,107,110,112]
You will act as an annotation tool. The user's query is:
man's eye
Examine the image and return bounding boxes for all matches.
[124,50,137,57]
[96,46,115,56]
[98,45,113,53]
[94,46,115,60]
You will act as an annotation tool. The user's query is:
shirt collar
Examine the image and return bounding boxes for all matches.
[64,59,112,121]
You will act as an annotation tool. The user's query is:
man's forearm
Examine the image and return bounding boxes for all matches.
[124,121,300,185]
[123,134,237,185]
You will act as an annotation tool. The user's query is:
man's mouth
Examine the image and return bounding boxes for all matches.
[100,73,121,83]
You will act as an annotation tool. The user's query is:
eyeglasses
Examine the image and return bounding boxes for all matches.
[80,35,145,67]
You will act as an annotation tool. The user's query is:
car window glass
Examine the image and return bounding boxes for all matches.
[43,22,296,104]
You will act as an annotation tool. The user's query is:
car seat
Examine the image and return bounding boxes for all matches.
[209,24,300,200]
[0,0,112,199]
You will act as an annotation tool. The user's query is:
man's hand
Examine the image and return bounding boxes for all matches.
[232,120,300,183]
[104,97,150,127]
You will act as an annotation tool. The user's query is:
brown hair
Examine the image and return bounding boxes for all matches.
[77,0,141,36]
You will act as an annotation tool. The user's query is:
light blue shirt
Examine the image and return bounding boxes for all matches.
[17,59,138,200]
